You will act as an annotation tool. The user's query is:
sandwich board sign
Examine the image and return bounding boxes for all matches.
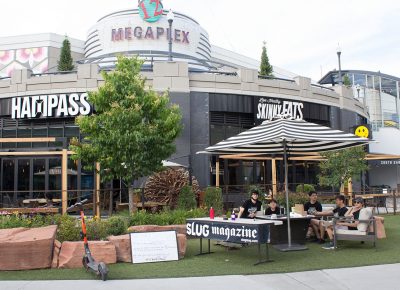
[130,231,179,264]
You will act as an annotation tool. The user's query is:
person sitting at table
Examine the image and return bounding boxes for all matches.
[322,197,365,249]
[304,191,323,243]
[265,199,281,215]
[238,190,262,219]
[317,195,348,244]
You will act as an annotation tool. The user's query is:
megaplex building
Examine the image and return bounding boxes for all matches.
[0,1,371,206]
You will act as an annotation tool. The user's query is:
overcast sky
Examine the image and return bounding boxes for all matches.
[2,0,399,80]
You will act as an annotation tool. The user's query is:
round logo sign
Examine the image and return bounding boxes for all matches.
[355,126,369,138]
[138,0,164,23]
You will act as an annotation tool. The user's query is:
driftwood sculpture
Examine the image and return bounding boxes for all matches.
[144,169,200,208]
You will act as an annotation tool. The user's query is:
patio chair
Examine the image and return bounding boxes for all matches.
[333,208,377,249]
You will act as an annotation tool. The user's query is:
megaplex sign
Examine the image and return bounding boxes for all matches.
[255,97,304,123]
[11,93,92,119]
[111,0,190,44]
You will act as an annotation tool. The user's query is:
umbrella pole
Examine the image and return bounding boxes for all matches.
[284,139,292,248]
[274,139,307,252]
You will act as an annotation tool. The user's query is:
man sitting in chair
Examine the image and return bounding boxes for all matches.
[304,191,323,243]
[238,190,262,219]
[322,197,367,250]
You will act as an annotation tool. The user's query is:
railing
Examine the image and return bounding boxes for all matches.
[258,75,295,83]
[311,84,335,92]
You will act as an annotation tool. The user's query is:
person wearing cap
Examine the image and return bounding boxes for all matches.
[238,190,262,219]
[322,197,365,250]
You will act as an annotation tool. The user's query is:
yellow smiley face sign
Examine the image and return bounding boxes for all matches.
[355,126,369,138]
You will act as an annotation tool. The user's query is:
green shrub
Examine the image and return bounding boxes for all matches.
[177,185,197,210]
[296,184,315,194]
[86,218,108,241]
[106,216,127,236]
[204,187,223,214]
[56,215,80,242]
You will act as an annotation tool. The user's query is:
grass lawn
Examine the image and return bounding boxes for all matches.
[1,215,399,280]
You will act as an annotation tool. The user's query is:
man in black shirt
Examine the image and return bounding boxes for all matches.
[304,191,323,242]
[238,190,262,219]
[265,199,281,215]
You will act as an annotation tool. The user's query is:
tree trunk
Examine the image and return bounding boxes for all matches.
[108,189,113,217]
[128,183,138,214]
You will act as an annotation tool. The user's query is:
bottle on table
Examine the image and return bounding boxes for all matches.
[210,207,215,219]
[231,210,236,221]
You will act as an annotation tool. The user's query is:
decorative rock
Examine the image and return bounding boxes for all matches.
[51,240,62,269]
[128,224,186,235]
[58,241,117,269]
[107,235,132,263]
[0,225,57,270]
[177,234,187,259]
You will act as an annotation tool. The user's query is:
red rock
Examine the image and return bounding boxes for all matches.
[58,241,117,269]
[128,224,186,235]
[51,240,62,269]
[108,235,132,263]
[0,225,57,270]
[177,234,187,259]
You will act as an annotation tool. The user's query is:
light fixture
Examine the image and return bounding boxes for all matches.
[167,9,175,22]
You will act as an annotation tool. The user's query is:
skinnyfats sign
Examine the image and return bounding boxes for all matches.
[255,97,304,123]
[186,219,270,244]
[11,93,92,119]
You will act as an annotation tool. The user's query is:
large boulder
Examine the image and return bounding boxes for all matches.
[177,234,187,259]
[128,224,186,235]
[107,235,131,263]
[58,241,117,269]
[0,225,57,270]
[51,240,62,269]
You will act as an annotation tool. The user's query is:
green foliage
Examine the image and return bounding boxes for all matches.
[247,185,266,198]
[177,185,197,210]
[343,74,351,86]
[127,208,207,227]
[70,56,183,184]
[319,147,369,188]
[86,218,107,241]
[204,187,223,214]
[57,38,74,71]
[260,43,273,77]
[106,216,127,236]
[295,184,316,194]
[56,215,81,242]
[274,192,309,209]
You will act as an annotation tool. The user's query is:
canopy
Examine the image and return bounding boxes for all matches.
[199,117,372,251]
[204,118,370,155]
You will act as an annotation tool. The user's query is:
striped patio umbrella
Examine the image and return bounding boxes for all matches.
[200,116,371,251]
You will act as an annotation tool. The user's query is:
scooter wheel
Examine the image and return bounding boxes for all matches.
[98,262,108,281]
[82,256,89,271]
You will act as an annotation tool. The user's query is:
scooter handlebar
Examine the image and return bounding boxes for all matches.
[66,199,89,212]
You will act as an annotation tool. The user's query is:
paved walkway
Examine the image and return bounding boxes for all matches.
[2,263,400,290]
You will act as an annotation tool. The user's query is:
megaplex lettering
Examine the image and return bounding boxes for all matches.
[11,93,92,119]
[112,26,190,44]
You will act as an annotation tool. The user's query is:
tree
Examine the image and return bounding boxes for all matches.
[343,74,352,86]
[58,37,75,71]
[318,147,369,189]
[260,41,273,77]
[70,56,183,210]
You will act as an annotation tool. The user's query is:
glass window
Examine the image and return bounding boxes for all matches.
[2,159,15,206]
[354,74,366,86]
[33,159,46,198]
[210,124,225,145]
[32,128,48,148]
[17,159,30,201]
[49,158,62,200]
[367,75,374,89]
[17,128,31,148]
[243,161,254,185]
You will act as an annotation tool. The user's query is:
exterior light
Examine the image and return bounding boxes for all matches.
[167,9,174,61]
[167,9,175,23]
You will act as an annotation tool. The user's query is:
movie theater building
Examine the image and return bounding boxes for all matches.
[0,2,369,206]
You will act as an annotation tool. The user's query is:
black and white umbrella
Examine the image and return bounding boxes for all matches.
[200,116,371,251]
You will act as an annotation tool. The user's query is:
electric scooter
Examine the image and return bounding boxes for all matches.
[67,199,109,281]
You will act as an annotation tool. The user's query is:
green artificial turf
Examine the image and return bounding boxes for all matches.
[1,215,399,280]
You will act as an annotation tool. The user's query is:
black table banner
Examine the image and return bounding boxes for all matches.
[186,218,271,244]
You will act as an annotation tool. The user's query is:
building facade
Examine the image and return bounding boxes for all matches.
[0,2,370,207]
[319,70,400,191]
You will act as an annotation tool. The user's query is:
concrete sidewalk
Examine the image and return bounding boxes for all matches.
[2,263,399,290]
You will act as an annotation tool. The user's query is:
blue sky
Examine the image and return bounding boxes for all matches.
[2,0,399,80]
